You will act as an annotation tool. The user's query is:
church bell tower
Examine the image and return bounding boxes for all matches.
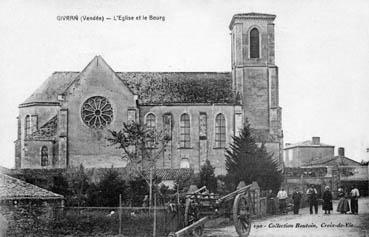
[229,13,283,164]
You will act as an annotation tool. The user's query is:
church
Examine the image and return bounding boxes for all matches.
[14,13,283,175]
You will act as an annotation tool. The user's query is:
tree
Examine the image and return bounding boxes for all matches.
[87,167,128,207]
[225,122,282,193]
[50,173,70,197]
[198,160,217,193]
[128,177,149,207]
[107,121,169,207]
[66,164,90,206]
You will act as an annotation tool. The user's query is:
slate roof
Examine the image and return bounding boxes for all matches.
[0,173,63,200]
[117,72,233,104]
[284,140,334,149]
[21,72,78,106]
[27,115,58,140]
[21,71,234,106]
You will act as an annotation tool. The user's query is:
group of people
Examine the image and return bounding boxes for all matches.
[273,185,360,215]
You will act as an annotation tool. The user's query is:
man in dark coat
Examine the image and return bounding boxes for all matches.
[350,186,360,214]
[322,186,333,214]
[292,187,302,214]
[307,184,318,214]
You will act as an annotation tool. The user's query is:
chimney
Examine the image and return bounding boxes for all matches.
[338,147,345,157]
[312,137,320,145]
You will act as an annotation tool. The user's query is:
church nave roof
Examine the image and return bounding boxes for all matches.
[20,58,235,106]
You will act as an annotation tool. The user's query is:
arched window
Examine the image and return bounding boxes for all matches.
[145,113,156,130]
[25,115,31,137]
[145,113,156,148]
[199,112,207,140]
[41,146,48,167]
[250,28,260,59]
[163,113,173,140]
[180,158,190,168]
[215,113,226,148]
[180,113,190,148]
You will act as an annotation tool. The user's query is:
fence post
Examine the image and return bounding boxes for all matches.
[119,194,122,235]
[153,193,157,237]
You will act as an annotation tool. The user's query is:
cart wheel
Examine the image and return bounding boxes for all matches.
[184,198,199,226]
[233,193,251,237]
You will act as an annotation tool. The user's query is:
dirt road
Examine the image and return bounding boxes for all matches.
[204,197,369,237]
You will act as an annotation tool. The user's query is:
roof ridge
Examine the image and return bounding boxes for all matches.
[117,71,231,73]
[0,173,63,198]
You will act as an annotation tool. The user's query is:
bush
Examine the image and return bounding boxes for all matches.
[198,160,217,193]
[87,168,128,207]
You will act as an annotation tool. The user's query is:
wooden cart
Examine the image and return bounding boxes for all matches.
[169,181,256,237]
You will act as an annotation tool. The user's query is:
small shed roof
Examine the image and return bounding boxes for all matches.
[0,173,63,200]
[307,156,361,166]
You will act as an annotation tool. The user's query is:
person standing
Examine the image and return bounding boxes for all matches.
[266,189,276,215]
[322,186,333,214]
[277,187,288,214]
[307,185,318,214]
[350,186,360,214]
[337,187,350,214]
[292,187,302,214]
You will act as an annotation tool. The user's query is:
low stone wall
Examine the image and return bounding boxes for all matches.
[0,199,63,236]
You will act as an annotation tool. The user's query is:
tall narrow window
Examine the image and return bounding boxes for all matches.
[180,113,190,148]
[145,113,156,129]
[163,113,173,140]
[25,115,31,137]
[199,112,207,140]
[250,28,260,59]
[145,113,156,148]
[215,113,226,148]
[41,146,48,166]
[31,115,38,133]
[127,109,136,122]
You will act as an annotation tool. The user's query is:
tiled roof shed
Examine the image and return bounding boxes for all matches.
[20,71,234,106]
[0,173,63,200]
[155,168,194,180]
[307,156,361,166]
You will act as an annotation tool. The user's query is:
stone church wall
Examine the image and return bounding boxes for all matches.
[139,104,240,175]
[63,57,137,169]
[242,67,269,130]
[21,140,54,168]
[18,105,60,168]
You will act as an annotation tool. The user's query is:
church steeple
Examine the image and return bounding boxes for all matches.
[229,13,280,131]
[229,12,283,163]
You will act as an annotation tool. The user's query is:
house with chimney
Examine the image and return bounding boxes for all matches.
[283,137,368,197]
[283,137,334,168]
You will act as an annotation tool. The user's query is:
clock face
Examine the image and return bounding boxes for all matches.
[81,96,113,129]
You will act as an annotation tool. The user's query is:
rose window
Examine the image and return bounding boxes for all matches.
[81,96,113,128]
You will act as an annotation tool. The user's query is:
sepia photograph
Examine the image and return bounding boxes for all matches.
[0,0,368,236]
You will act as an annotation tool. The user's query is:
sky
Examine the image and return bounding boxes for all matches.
[0,0,369,168]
